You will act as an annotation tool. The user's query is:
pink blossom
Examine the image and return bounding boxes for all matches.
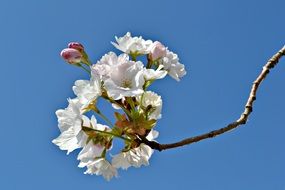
[149,41,166,60]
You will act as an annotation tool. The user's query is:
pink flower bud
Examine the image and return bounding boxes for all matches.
[60,48,82,64]
[68,42,84,51]
[149,41,166,60]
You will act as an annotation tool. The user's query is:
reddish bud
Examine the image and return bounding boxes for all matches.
[68,42,84,51]
[60,48,82,64]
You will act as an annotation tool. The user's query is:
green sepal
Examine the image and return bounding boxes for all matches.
[143,80,154,90]
[138,119,157,129]
[112,126,123,136]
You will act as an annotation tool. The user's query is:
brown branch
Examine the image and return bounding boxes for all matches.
[141,45,285,151]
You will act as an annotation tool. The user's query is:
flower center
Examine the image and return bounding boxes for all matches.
[121,79,132,88]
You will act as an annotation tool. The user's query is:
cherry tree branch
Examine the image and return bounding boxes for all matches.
[141,45,285,151]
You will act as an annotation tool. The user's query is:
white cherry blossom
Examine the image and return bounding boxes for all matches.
[143,65,167,81]
[80,158,118,180]
[72,77,101,110]
[112,130,159,169]
[54,98,82,132]
[77,141,105,164]
[139,91,162,120]
[52,98,87,154]
[111,32,152,55]
[77,116,117,180]
[52,127,81,155]
[104,60,145,100]
[91,52,129,80]
[159,50,186,81]
[77,116,109,161]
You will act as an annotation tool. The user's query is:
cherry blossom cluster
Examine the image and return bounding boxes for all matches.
[53,32,187,180]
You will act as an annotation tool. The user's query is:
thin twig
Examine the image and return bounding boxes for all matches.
[141,45,285,151]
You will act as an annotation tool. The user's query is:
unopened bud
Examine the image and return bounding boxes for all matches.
[149,41,166,60]
[68,42,84,52]
[60,48,82,64]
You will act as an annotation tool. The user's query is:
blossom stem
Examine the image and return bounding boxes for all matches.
[79,64,91,75]
[101,96,132,118]
[139,92,145,113]
[82,126,131,142]
[126,97,135,110]
[90,107,116,128]
[97,111,115,128]
[130,54,137,61]
[101,148,107,157]
[82,52,92,66]
[146,56,152,68]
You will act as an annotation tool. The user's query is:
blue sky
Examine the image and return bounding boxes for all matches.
[1,0,285,189]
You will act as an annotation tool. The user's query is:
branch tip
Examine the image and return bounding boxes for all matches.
[141,46,285,151]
